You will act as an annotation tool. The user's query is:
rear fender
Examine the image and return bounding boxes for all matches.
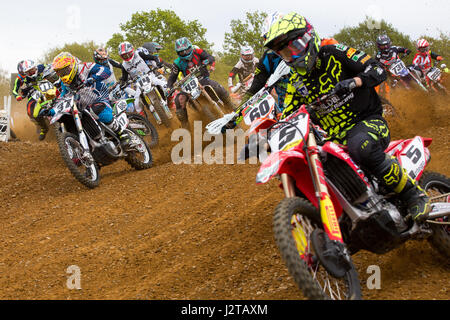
[389,136,432,180]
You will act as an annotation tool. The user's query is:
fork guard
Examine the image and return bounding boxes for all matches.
[203,85,222,104]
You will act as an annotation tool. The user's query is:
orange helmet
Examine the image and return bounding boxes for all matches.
[321,38,338,46]
[52,52,78,84]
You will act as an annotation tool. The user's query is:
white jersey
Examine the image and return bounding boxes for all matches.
[122,53,151,81]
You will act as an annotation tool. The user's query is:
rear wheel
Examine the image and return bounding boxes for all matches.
[419,171,450,259]
[273,197,362,300]
[57,131,100,189]
[126,112,159,148]
[125,129,153,170]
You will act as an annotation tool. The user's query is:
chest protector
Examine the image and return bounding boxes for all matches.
[175,48,205,76]
[122,53,151,80]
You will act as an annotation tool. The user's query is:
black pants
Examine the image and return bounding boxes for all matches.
[346,115,391,174]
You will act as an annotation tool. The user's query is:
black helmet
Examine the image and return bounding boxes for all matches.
[376,35,391,53]
[142,42,163,55]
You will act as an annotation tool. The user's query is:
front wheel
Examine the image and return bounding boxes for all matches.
[419,171,450,259]
[273,197,362,300]
[57,131,100,189]
[147,94,171,127]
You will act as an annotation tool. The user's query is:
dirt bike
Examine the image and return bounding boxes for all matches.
[126,70,173,127]
[424,61,448,95]
[381,54,428,92]
[109,82,159,148]
[206,60,291,135]
[23,76,61,137]
[208,89,450,300]
[230,73,255,104]
[48,86,153,189]
[169,65,227,126]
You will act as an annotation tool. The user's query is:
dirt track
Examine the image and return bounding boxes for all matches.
[0,88,449,300]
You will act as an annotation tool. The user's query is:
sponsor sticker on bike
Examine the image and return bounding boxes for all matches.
[243,92,275,125]
[398,137,426,179]
[268,112,308,153]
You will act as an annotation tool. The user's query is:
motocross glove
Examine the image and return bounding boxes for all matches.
[333,79,357,96]
[16,96,23,102]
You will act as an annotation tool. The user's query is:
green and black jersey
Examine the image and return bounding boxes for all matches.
[282,43,387,144]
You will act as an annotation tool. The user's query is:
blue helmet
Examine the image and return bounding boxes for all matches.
[175,37,193,61]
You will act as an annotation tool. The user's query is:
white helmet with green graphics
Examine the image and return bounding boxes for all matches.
[264,12,321,75]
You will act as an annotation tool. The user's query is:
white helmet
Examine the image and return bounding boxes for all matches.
[240,45,254,65]
[261,11,285,40]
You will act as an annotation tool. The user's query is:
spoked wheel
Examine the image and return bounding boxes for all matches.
[57,132,100,189]
[273,197,362,300]
[126,112,159,148]
[148,95,171,128]
[420,172,450,258]
[124,129,153,170]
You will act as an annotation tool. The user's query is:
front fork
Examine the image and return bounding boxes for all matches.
[72,102,90,153]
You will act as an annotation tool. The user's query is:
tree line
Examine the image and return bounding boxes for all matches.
[4,9,449,92]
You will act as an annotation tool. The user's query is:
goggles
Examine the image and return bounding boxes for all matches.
[241,54,253,61]
[273,32,312,63]
[178,48,192,57]
[121,51,134,61]
[25,67,37,77]
[418,47,429,53]
[55,65,72,78]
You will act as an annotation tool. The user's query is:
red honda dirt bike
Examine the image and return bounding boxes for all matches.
[209,92,450,300]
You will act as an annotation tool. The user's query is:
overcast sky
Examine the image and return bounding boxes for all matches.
[1,0,448,74]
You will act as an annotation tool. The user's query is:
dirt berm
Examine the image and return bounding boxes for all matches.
[0,89,448,300]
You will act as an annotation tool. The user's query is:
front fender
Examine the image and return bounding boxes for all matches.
[256,150,343,216]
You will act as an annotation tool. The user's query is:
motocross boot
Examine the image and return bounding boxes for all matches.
[36,119,48,141]
[375,156,431,222]
[107,118,131,148]
[176,108,189,128]
[38,128,48,141]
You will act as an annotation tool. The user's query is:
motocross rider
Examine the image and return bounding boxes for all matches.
[12,60,63,140]
[50,52,131,146]
[93,48,123,88]
[375,35,412,90]
[166,37,235,126]
[411,39,444,87]
[228,46,259,94]
[140,42,172,69]
[117,41,166,116]
[263,12,430,222]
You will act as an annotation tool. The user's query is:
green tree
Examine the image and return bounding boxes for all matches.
[41,41,102,64]
[333,17,414,63]
[222,11,267,66]
[106,9,212,63]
